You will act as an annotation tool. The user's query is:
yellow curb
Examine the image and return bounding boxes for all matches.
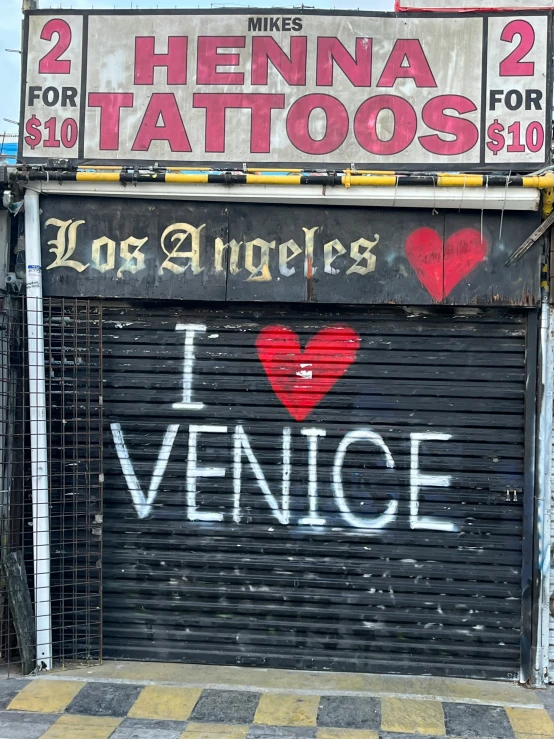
[7,679,84,714]
[316,730,379,739]
[254,693,319,726]
[381,697,446,736]
[182,722,249,739]
[506,707,554,739]
[40,714,122,739]
[128,685,203,721]
[42,661,543,707]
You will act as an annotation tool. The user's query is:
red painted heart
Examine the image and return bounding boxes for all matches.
[256,325,360,422]
[405,227,488,301]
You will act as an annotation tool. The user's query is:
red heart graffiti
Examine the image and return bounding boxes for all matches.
[256,325,360,422]
[405,227,488,301]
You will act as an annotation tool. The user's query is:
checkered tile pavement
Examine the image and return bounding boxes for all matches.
[1,678,553,739]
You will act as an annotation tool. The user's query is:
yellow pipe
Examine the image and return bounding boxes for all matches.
[523,172,554,189]
[165,173,209,183]
[163,167,302,173]
[77,166,397,176]
[76,172,121,182]
[437,174,484,187]
[541,188,554,217]
[246,174,302,185]
[347,175,397,186]
[34,168,554,190]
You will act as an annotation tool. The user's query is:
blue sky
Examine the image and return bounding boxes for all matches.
[0,0,393,139]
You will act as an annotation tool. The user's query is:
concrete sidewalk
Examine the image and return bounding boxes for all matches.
[1,661,554,739]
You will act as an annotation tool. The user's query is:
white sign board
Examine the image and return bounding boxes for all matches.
[20,10,552,170]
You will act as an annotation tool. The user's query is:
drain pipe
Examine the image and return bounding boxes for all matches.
[24,188,52,670]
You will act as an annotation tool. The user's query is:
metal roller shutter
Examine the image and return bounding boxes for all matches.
[101,303,531,680]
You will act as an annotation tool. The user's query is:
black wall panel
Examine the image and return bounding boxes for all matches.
[39,197,541,306]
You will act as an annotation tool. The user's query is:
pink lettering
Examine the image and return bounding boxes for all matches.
[286,94,349,155]
[193,93,285,153]
[132,93,191,152]
[197,36,245,85]
[354,95,417,155]
[134,36,187,85]
[316,37,372,87]
[251,36,307,86]
[88,92,134,150]
[377,40,436,88]
[419,95,478,156]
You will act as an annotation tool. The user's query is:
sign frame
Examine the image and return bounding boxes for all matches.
[20,8,553,172]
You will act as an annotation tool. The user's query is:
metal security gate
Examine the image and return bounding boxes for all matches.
[101,303,534,680]
[1,298,103,675]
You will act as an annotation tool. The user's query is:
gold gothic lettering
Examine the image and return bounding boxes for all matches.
[91,237,116,273]
[214,238,242,274]
[44,218,381,283]
[45,218,89,272]
[303,227,318,278]
[159,223,205,275]
[324,239,347,275]
[346,236,380,275]
[117,237,148,279]
[244,238,275,282]
[279,240,302,277]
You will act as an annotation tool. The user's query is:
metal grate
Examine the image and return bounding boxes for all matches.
[0,296,22,674]
[0,296,103,675]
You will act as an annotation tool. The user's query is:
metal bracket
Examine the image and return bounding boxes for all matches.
[505,209,554,266]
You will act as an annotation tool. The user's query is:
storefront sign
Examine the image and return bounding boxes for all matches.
[39,196,541,305]
[21,9,552,170]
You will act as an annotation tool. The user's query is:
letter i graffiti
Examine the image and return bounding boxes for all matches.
[173,323,206,410]
[298,427,326,525]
